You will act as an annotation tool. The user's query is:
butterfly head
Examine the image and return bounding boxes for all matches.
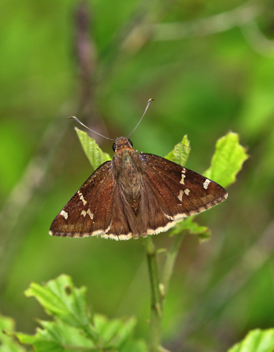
[112,137,133,153]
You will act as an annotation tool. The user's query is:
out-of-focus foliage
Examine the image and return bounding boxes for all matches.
[228,329,274,352]
[75,127,111,169]
[6,276,146,352]
[204,132,248,187]
[1,0,274,351]
[0,314,26,352]
[165,134,190,166]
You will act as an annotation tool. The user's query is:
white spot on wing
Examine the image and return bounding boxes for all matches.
[162,211,189,222]
[147,217,184,235]
[184,188,190,196]
[162,212,173,220]
[91,229,105,236]
[107,234,119,241]
[119,234,133,240]
[60,210,68,219]
[178,189,184,202]
[81,209,94,219]
[100,232,133,240]
[203,179,211,189]
[180,173,185,184]
[173,212,189,220]
[77,191,87,205]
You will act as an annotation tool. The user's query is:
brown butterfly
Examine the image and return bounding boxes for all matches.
[49,101,227,240]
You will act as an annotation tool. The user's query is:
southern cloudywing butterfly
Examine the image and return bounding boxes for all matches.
[49,100,227,240]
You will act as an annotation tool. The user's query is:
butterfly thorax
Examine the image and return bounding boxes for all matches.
[112,137,144,214]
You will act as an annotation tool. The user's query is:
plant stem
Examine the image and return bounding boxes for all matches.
[161,231,186,301]
[144,236,162,352]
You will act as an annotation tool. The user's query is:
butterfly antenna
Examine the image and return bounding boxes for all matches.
[127,98,154,138]
[70,116,115,141]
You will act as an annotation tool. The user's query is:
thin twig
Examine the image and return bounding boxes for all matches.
[74,0,97,113]
[149,2,261,40]
[144,236,163,352]
[161,232,186,303]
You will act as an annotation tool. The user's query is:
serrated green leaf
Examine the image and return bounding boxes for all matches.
[24,275,98,341]
[94,315,137,349]
[0,314,26,352]
[20,276,146,351]
[228,329,274,352]
[112,317,137,347]
[75,128,111,170]
[203,132,248,188]
[11,320,96,352]
[11,317,147,352]
[165,135,190,166]
[169,217,211,242]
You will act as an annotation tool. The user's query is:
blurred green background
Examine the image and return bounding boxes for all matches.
[1,0,274,351]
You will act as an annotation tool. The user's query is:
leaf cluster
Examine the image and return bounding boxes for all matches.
[2,276,274,352]
[3,275,146,352]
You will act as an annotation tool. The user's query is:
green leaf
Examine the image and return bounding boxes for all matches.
[24,275,98,341]
[12,320,96,352]
[169,217,211,241]
[14,276,147,352]
[94,315,144,350]
[228,329,274,352]
[165,135,190,166]
[11,316,147,352]
[0,314,26,352]
[203,132,248,188]
[75,127,111,170]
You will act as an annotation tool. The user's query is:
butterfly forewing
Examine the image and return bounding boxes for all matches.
[50,163,140,239]
[141,153,227,221]
[50,161,116,237]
